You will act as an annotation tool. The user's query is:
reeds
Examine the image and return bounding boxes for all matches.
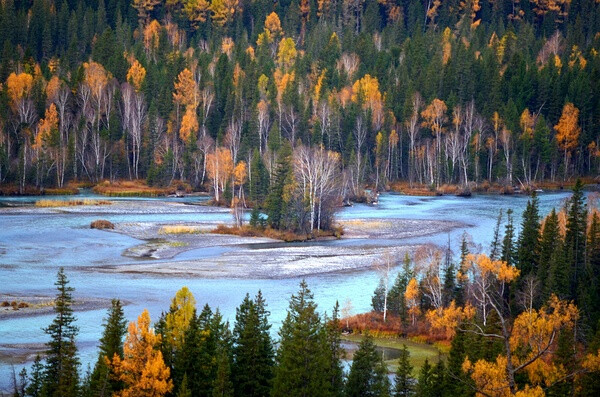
[159,225,202,234]
[35,199,111,207]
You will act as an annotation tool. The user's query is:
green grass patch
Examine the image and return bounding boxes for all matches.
[342,334,443,375]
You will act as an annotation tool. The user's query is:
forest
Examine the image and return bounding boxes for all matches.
[1,1,600,225]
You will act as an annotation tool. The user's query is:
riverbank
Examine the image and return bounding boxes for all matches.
[0,295,114,320]
[341,334,443,374]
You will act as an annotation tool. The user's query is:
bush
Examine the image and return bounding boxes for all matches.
[91,219,115,229]
[159,225,201,234]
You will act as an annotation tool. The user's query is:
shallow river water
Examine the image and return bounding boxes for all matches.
[0,190,576,390]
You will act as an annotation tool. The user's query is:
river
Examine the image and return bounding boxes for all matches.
[0,190,576,390]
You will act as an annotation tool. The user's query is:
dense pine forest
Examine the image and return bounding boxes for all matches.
[2,1,600,211]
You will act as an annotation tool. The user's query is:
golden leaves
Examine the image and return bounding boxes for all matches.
[165,287,196,349]
[110,309,173,397]
[35,104,59,150]
[184,0,210,26]
[467,253,520,282]
[143,20,161,55]
[233,161,247,185]
[277,37,297,70]
[6,72,34,107]
[83,61,110,96]
[520,109,535,139]
[127,60,147,92]
[265,12,283,38]
[554,103,581,153]
[421,99,448,135]
[463,355,511,397]
[426,301,475,339]
[210,0,238,27]
[173,68,198,108]
[179,107,199,143]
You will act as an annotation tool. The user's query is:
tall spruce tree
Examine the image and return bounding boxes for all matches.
[325,301,345,397]
[232,292,274,397]
[272,280,331,397]
[42,267,80,397]
[517,192,541,277]
[87,298,127,397]
[414,359,433,397]
[538,208,562,300]
[501,209,516,266]
[564,179,587,303]
[393,345,413,397]
[490,210,504,260]
[345,333,390,397]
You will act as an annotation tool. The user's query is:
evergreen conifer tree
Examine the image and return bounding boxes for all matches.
[88,298,127,396]
[393,345,413,397]
[564,179,587,303]
[42,267,80,397]
[501,209,515,266]
[345,334,390,397]
[272,280,331,397]
[517,192,541,277]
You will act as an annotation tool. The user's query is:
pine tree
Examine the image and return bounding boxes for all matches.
[564,179,587,303]
[501,209,515,266]
[490,210,504,260]
[414,359,433,397]
[88,298,127,396]
[26,355,44,397]
[393,345,413,397]
[445,328,474,397]
[517,191,541,277]
[325,301,345,396]
[456,233,470,306]
[272,280,331,397]
[345,333,390,397]
[538,209,561,300]
[587,212,600,328]
[265,142,293,230]
[42,267,80,397]
[442,235,456,308]
[232,292,274,397]
[372,277,386,313]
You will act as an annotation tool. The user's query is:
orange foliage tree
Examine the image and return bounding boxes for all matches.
[109,309,173,397]
[554,102,580,179]
[127,60,147,92]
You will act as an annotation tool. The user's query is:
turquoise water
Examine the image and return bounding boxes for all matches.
[0,191,574,390]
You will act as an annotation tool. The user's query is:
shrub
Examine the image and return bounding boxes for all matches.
[91,219,115,230]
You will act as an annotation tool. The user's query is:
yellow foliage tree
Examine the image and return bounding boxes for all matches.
[173,68,199,109]
[165,287,196,350]
[110,309,173,397]
[179,107,199,143]
[264,12,283,38]
[210,0,238,27]
[127,60,147,92]
[184,0,211,27]
[6,72,34,108]
[554,102,580,178]
[277,37,297,70]
[426,300,475,339]
[405,277,420,326]
[143,20,161,59]
[35,104,59,150]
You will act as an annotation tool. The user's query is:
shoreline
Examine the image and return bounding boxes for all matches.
[0,296,117,320]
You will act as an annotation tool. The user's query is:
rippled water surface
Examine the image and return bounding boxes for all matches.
[0,190,575,389]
